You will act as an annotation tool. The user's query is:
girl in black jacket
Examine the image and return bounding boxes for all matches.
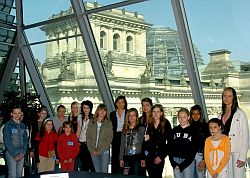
[141,104,172,178]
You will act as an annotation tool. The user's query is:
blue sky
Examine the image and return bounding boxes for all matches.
[23,0,250,63]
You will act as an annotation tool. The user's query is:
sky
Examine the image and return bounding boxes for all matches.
[22,0,250,63]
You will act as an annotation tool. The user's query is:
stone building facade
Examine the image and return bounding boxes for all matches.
[39,2,250,121]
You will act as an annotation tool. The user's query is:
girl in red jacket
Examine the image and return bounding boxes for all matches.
[35,118,58,173]
[57,121,80,172]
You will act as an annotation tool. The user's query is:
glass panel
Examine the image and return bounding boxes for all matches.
[89,0,198,176]
[185,2,250,175]
[25,30,103,113]
[23,0,71,25]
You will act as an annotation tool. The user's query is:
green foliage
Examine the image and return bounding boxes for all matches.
[0,91,42,127]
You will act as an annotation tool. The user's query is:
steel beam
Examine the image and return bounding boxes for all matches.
[71,0,115,113]
[20,32,54,117]
[171,0,208,121]
[0,36,18,103]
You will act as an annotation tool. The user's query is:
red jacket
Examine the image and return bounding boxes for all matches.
[35,131,58,158]
[57,133,80,161]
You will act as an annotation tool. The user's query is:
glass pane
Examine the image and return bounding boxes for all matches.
[184,0,250,119]
[185,2,250,175]
[23,0,71,25]
[25,31,103,113]
[90,0,200,176]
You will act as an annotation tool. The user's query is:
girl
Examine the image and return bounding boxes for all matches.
[169,108,196,178]
[57,121,80,172]
[86,104,113,173]
[30,106,48,172]
[110,95,128,173]
[190,105,210,178]
[3,106,28,178]
[142,104,172,178]
[35,118,58,173]
[205,118,230,178]
[119,108,145,175]
[139,97,153,126]
[219,87,249,178]
[76,100,95,172]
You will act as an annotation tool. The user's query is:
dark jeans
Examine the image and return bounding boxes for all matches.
[145,156,165,178]
[79,142,95,172]
[111,132,122,174]
[123,155,141,175]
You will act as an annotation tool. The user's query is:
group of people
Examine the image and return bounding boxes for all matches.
[1,87,249,178]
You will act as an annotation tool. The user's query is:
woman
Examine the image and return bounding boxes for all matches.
[30,106,48,173]
[219,87,249,178]
[190,105,209,178]
[142,104,172,178]
[110,95,128,173]
[76,100,95,172]
[119,108,145,175]
[86,104,113,173]
[139,97,153,126]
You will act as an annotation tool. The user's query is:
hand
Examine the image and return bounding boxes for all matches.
[56,159,60,164]
[154,156,161,164]
[14,155,21,161]
[91,151,99,156]
[175,166,179,170]
[64,160,68,163]
[141,160,146,167]
[236,160,245,168]
[120,160,124,167]
[144,134,150,141]
[197,160,206,171]
[68,158,73,163]
[212,173,218,178]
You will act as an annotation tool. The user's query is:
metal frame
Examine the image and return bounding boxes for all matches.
[171,0,208,121]
[0,36,19,103]
[70,0,115,112]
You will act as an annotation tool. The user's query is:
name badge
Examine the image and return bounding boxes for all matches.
[128,149,136,155]
[11,129,17,134]
[67,141,73,146]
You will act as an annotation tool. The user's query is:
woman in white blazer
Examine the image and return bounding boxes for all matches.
[219,87,249,178]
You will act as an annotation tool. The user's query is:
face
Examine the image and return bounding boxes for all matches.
[82,105,90,116]
[116,99,125,110]
[38,110,48,120]
[128,111,137,124]
[191,110,201,122]
[178,112,189,127]
[142,101,152,113]
[57,107,66,118]
[223,90,233,107]
[98,108,107,119]
[11,108,22,121]
[152,107,163,121]
[45,121,53,132]
[209,122,221,135]
[63,124,72,134]
[71,104,79,116]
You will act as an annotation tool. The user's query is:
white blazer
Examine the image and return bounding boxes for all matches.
[219,108,249,161]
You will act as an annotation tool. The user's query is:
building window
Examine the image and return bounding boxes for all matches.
[126,36,133,53]
[113,33,120,50]
[100,31,107,49]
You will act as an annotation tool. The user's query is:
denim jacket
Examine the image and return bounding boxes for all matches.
[3,119,28,157]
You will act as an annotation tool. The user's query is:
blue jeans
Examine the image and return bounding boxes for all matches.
[194,153,206,178]
[91,149,110,173]
[5,151,24,178]
[173,157,195,178]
